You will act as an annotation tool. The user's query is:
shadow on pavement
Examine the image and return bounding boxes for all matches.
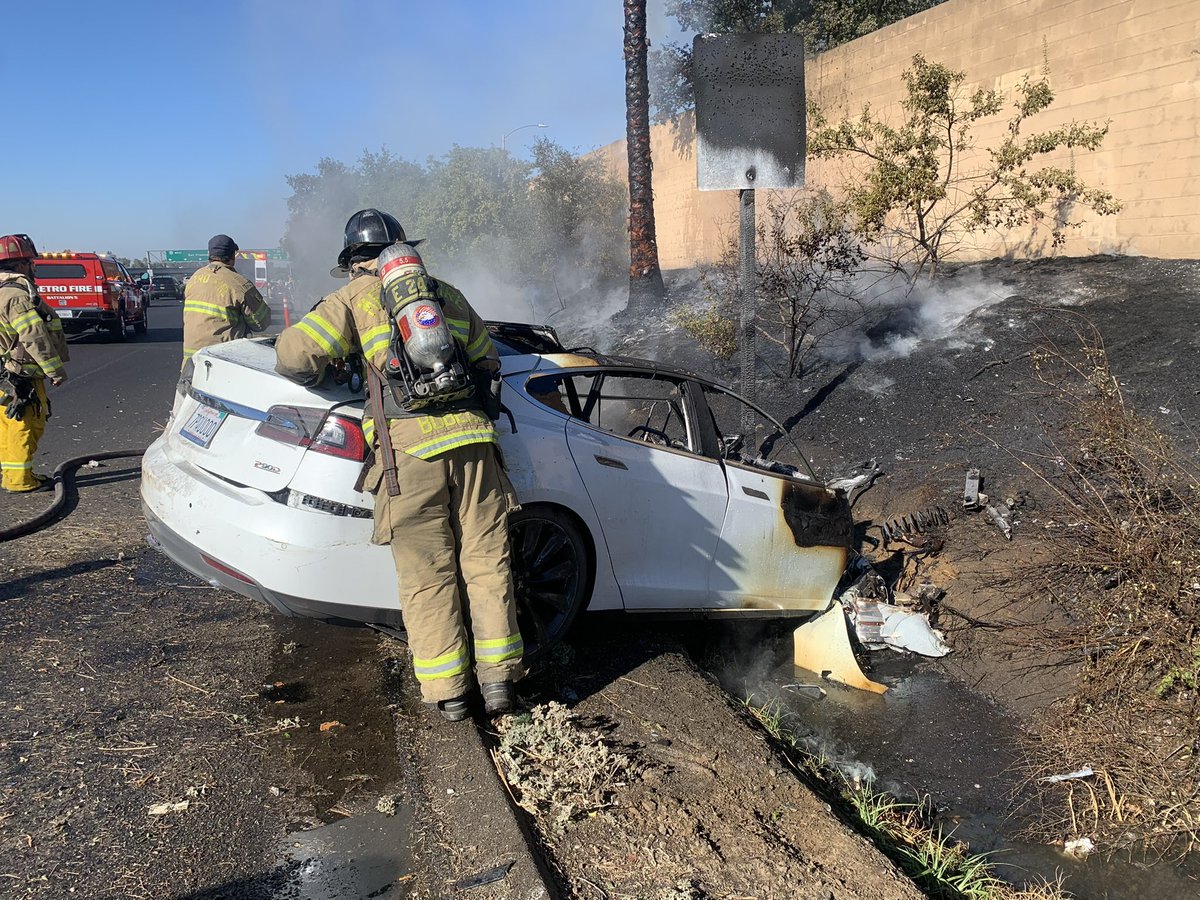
[1,558,121,598]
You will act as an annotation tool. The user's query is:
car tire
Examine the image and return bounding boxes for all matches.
[508,505,592,663]
[134,306,148,335]
[107,307,128,342]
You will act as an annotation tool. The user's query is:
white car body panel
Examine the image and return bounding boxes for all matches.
[142,331,852,633]
[563,422,728,608]
[713,463,851,609]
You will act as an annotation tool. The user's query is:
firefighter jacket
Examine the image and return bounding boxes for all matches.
[182,261,271,361]
[0,272,68,383]
[274,259,499,461]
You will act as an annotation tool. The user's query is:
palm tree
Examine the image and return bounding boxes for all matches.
[624,0,666,304]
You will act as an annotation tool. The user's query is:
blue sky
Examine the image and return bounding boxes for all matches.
[4,1,681,259]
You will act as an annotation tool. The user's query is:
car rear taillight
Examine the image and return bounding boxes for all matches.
[255,405,366,462]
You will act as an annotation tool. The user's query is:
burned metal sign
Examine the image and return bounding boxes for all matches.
[693,34,806,192]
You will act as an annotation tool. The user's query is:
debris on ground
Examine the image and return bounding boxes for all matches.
[880,506,950,543]
[985,503,1013,540]
[451,861,514,891]
[828,458,884,506]
[1039,767,1094,784]
[319,720,344,732]
[840,569,952,658]
[794,604,889,694]
[147,800,190,816]
[963,468,982,510]
[1063,836,1095,859]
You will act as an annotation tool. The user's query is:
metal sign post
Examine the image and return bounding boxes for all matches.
[738,188,756,434]
[694,34,806,435]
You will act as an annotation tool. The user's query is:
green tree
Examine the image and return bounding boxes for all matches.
[280,141,628,305]
[526,138,629,282]
[808,54,1121,277]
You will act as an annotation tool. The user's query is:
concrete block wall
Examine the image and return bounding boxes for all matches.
[594,0,1200,267]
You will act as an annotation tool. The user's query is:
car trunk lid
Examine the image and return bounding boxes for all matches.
[172,339,363,493]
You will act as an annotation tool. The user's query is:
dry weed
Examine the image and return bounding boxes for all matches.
[1011,312,1200,853]
[495,701,643,833]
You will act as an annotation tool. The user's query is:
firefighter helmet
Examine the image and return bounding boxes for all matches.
[0,234,38,262]
[336,209,419,269]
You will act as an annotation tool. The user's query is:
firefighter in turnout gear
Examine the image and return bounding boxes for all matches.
[0,234,69,493]
[182,234,271,365]
[274,209,523,721]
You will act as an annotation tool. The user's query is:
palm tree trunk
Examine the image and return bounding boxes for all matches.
[624,0,666,305]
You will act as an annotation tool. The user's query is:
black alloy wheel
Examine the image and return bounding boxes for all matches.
[508,506,590,663]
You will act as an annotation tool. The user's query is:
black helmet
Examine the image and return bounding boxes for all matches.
[336,208,420,270]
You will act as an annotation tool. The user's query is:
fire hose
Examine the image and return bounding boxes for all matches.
[0,449,146,543]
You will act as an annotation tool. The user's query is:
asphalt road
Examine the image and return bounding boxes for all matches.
[37,299,185,468]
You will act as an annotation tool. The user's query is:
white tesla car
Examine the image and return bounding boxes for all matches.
[141,323,854,657]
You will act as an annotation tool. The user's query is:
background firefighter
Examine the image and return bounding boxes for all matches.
[0,233,69,493]
[273,208,523,721]
[181,233,271,365]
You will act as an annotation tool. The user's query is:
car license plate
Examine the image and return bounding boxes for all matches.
[57,309,73,318]
[180,404,227,448]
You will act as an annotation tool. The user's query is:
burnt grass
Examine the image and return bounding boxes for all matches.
[598,255,1200,853]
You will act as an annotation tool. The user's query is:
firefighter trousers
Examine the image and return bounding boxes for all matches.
[376,441,524,703]
[0,378,48,492]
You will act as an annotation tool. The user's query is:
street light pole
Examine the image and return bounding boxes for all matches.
[502,122,548,152]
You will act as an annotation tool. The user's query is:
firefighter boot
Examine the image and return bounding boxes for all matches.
[437,697,471,722]
[482,681,515,716]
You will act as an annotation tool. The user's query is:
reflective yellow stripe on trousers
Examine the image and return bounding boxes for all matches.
[474,633,524,663]
[411,647,470,682]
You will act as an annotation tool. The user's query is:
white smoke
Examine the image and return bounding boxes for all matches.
[825,267,1014,363]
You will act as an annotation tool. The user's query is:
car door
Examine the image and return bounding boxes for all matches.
[696,383,852,611]
[530,369,729,609]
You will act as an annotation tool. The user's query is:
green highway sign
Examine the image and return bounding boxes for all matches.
[164,248,288,262]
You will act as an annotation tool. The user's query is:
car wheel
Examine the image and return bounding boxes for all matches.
[107,307,128,342]
[134,306,148,335]
[508,505,591,663]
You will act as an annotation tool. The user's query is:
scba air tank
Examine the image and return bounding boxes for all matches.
[376,242,469,400]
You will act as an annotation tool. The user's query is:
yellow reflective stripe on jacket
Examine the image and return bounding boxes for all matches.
[184,299,236,319]
[405,426,497,460]
[10,309,41,332]
[0,460,34,471]
[360,323,391,361]
[466,329,492,362]
[38,356,64,376]
[474,633,523,663]
[412,647,470,681]
[295,313,348,357]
